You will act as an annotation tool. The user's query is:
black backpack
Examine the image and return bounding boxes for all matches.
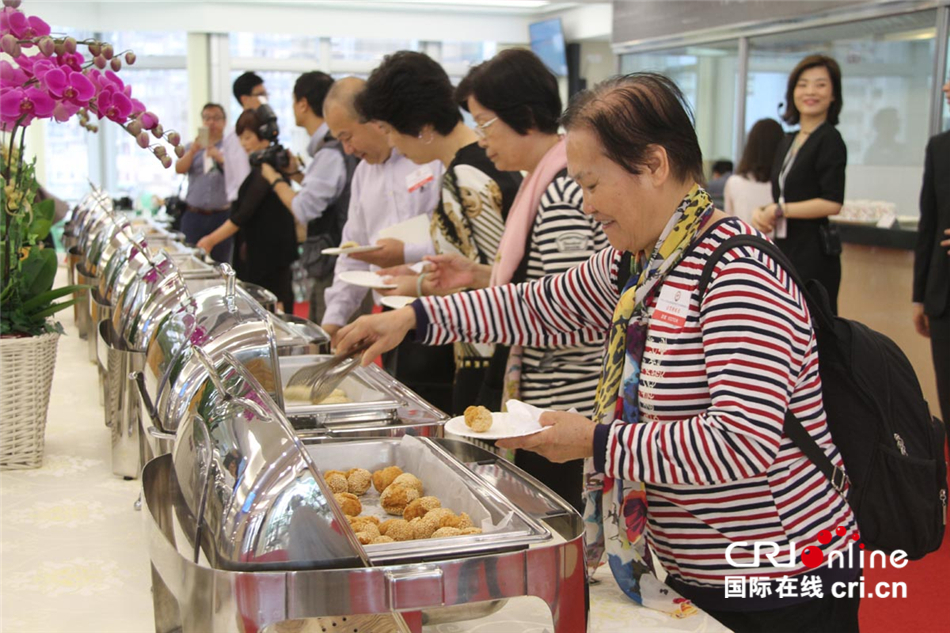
[697,234,947,560]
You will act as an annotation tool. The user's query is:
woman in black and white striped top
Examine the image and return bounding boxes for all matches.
[422,49,608,511]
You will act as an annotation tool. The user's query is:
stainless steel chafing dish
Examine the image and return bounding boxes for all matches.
[278,355,446,439]
[142,352,587,632]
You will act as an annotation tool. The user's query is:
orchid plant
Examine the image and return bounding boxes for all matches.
[0,0,183,336]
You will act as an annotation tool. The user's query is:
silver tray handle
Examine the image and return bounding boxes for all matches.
[131,371,175,440]
[385,565,444,611]
[218,263,237,312]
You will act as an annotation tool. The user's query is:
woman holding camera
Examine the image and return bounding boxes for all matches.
[197,108,299,311]
[751,54,847,313]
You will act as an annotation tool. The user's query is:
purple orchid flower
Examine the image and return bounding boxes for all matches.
[129,98,145,116]
[99,89,132,123]
[5,8,27,38]
[104,70,124,91]
[0,85,54,127]
[44,67,94,106]
[0,59,27,86]
[139,111,158,130]
[26,15,49,37]
[52,99,80,122]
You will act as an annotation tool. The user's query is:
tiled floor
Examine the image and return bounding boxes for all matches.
[0,266,729,633]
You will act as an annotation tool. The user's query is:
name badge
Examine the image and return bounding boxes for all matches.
[775,217,788,239]
[406,165,434,192]
[653,284,689,328]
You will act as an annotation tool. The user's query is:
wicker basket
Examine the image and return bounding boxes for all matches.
[0,332,60,469]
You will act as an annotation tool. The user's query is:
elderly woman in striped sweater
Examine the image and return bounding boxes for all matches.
[338,73,859,632]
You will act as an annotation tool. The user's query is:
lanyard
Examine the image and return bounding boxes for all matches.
[777,123,822,206]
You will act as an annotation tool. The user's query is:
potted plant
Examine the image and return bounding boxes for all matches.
[0,0,180,468]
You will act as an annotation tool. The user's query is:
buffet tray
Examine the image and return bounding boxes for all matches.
[305,436,551,563]
[279,355,403,418]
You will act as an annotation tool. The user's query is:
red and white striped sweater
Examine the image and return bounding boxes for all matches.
[414,218,856,596]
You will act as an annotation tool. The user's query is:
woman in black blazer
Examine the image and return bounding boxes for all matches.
[752,55,847,313]
[197,109,299,311]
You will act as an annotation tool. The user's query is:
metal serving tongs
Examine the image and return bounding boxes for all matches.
[285,340,374,403]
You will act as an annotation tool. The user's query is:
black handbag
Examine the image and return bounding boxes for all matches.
[300,234,338,279]
[818,222,843,257]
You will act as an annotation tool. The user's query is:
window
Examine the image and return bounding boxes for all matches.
[330,38,419,62]
[43,119,91,204]
[101,30,187,57]
[230,32,320,61]
[109,68,190,198]
[441,40,498,66]
[620,41,739,167]
[748,10,938,217]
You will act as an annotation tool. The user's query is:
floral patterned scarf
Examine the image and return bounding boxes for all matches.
[584,185,713,617]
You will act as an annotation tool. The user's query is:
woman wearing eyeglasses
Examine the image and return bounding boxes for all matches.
[408,49,609,512]
[354,51,522,413]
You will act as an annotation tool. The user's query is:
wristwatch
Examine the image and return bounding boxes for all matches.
[271,177,289,189]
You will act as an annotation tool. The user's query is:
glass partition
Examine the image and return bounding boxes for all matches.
[620,41,739,169]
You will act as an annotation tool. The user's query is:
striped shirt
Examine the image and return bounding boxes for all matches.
[413,217,856,602]
[518,173,608,416]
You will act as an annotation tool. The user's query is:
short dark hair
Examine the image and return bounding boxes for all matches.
[201,103,226,119]
[235,108,264,138]
[233,71,263,103]
[560,72,704,184]
[737,118,785,183]
[782,54,843,126]
[458,48,561,136]
[355,51,461,136]
[294,71,334,116]
[711,160,733,175]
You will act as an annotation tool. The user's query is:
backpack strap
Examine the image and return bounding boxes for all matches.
[698,234,849,496]
[697,233,836,334]
[615,250,634,294]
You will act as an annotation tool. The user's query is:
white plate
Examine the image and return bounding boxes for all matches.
[321,244,384,256]
[444,412,551,441]
[338,270,398,289]
[380,295,415,310]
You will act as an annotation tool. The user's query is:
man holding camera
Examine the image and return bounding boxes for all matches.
[260,72,354,323]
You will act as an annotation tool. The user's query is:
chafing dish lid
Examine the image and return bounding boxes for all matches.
[172,352,368,571]
[153,273,285,428]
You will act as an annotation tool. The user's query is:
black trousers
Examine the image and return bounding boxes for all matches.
[242,265,294,314]
[705,592,860,633]
[929,311,950,439]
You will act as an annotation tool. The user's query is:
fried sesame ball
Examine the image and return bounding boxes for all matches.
[403,496,441,521]
[380,484,419,516]
[333,492,361,516]
[390,473,424,495]
[346,468,372,496]
[372,466,403,493]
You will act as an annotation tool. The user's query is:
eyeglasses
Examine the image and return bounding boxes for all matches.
[202,115,225,122]
[473,117,498,139]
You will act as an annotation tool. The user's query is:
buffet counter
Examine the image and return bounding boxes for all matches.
[0,262,734,632]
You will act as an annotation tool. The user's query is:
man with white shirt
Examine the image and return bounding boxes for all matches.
[221,72,265,205]
[261,71,353,322]
[320,77,442,341]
